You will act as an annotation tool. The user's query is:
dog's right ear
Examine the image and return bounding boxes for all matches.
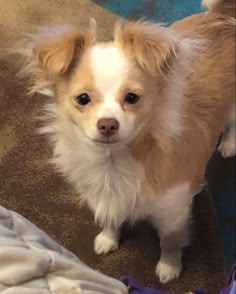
[13,21,96,95]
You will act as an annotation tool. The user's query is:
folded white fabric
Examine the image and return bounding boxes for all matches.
[0,205,127,294]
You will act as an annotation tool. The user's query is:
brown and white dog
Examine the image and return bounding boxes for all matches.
[14,0,235,283]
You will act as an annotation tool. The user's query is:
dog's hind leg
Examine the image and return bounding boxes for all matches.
[151,182,196,283]
[218,104,236,158]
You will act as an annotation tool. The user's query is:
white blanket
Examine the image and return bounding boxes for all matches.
[0,205,127,294]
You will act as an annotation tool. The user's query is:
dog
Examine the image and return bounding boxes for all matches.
[13,0,235,283]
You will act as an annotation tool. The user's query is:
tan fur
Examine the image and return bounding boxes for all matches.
[13,22,96,94]
[132,13,235,192]
[115,20,180,76]
[34,30,91,76]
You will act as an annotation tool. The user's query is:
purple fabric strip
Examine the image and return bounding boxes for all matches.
[121,263,236,294]
[120,277,171,294]
[220,263,236,294]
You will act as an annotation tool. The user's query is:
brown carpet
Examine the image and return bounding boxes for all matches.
[0,1,225,293]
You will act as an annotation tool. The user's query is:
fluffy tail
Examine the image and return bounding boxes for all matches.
[202,0,235,18]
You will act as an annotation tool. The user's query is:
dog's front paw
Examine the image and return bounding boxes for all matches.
[218,139,236,158]
[94,231,119,255]
[156,259,182,284]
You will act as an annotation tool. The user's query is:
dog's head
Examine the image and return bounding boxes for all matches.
[19,20,179,145]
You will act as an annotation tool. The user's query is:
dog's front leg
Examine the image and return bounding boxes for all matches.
[94,226,120,255]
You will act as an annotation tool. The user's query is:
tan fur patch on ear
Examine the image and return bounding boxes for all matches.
[34,25,96,76]
[34,31,84,75]
[114,20,179,76]
[12,22,96,94]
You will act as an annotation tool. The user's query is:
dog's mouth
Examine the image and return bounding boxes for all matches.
[84,133,120,145]
[94,138,119,145]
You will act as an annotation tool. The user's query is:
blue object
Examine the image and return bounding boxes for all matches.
[94,0,204,24]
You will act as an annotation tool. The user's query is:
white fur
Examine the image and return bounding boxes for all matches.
[89,45,136,141]
[156,258,182,284]
[160,38,205,139]
[218,139,236,158]
[202,0,221,10]
[151,182,200,283]
[90,45,129,95]
[150,182,201,236]
[40,103,144,229]
[94,228,119,255]
[218,104,236,158]
[37,88,54,97]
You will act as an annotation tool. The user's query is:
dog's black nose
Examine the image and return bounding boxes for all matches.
[97,118,119,136]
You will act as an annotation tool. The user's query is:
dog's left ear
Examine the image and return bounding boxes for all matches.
[114,20,179,76]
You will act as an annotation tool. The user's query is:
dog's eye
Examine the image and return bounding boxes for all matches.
[76,93,91,106]
[125,93,140,104]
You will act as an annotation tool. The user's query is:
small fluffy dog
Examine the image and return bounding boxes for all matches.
[14,0,235,283]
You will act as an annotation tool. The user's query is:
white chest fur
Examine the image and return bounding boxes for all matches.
[49,126,144,228]
[80,146,144,228]
[40,105,145,228]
